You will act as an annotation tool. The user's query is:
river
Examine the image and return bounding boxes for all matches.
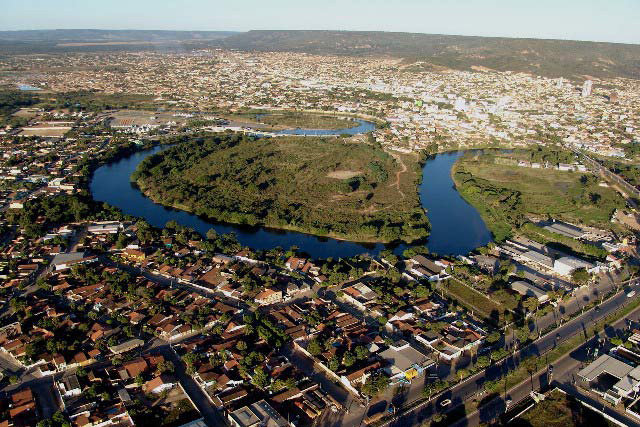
[90,140,492,258]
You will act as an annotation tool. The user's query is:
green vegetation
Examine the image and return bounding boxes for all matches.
[453,150,626,243]
[228,112,358,130]
[0,90,38,127]
[510,390,613,427]
[438,278,505,325]
[599,157,640,187]
[133,133,429,243]
[43,91,155,112]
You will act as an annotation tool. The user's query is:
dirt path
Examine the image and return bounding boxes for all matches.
[387,152,407,199]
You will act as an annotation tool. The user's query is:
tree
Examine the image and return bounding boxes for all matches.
[135,374,144,387]
[251,367,269,389]
[422,380,447,399]
[490,347,508,361]
[523,297,540,314]
[476,355,490,369]
[522,357,538,390]
[571,268,590,285]
[307,339,322,356]
[355,345,369,360]
[343,351,356,367]
[328,356,340,371]
[158,360,175,374]
[486,331,501,344]
[362,373,390,397]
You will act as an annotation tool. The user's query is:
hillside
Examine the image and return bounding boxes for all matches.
[2,29,639,79]
[219,30,640,79]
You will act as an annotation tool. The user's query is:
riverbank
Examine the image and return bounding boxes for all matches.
[226,111,360,131]
[132,134,430,244]
[91,142,498,258]
[451,149,626,248]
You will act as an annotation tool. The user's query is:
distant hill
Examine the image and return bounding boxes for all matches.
[0,29,237,42]
[2,29,639,79]
[0,29,237,55]
[219,30,640,80]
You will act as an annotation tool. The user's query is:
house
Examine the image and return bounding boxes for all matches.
[228,399,289,427]
[577,354,640,404]
[255,288,283,306]
[87,222,122,234]
[379,340,435,382]
[7,388,36,424]
[57,374,82,398]
[341,282,377,311]
[510,281,549,303]
[109,338,144,355]
[285,257,306,271]
[50,252,95,271]
[473,255,500,275]
[409,255,447,281]
[122,357,148,378]
[122,248,146,262]
[144,375,176,394]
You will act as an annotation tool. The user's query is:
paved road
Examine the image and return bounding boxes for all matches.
[380,280,640,427]
[576,148,640,203]
[458,297,640,427]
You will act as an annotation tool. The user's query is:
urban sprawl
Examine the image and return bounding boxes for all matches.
[0,49,640,427]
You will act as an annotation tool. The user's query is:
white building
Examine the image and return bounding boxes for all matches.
[553,256,595,277]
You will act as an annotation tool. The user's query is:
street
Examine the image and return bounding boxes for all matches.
[380,280,640,427]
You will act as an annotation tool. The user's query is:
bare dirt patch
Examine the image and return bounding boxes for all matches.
[327,170,362,179]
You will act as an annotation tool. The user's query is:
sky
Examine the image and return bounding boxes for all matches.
[2,0,639,44]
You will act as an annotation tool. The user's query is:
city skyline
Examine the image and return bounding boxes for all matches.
[2,0,640,45]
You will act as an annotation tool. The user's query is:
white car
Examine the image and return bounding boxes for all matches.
[440,399,452,407]
[627,290,636,298]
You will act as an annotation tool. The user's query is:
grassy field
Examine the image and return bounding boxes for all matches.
[133,133,429,243]
[226,111,358,130]
[453,153,626,241]
[440,278,505,325]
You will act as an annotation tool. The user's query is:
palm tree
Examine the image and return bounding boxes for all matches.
[522,357,538,391]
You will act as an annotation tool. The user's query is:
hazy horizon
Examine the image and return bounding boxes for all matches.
[2,28,640,46]
[2,0,639,45]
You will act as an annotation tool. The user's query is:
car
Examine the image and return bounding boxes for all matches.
[627,290,636,298]
[506,398,513,407]
[440,399,452,407]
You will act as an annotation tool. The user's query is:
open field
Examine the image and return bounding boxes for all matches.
[439,278,504,325]
[133,133,429,243]
[19,126,71,137]
[453,153,626,241]
[108,109,191,128]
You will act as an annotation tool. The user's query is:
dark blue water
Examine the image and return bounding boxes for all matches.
[418,151,492,255]
[275,119,375,136]
[89,146,492,258]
